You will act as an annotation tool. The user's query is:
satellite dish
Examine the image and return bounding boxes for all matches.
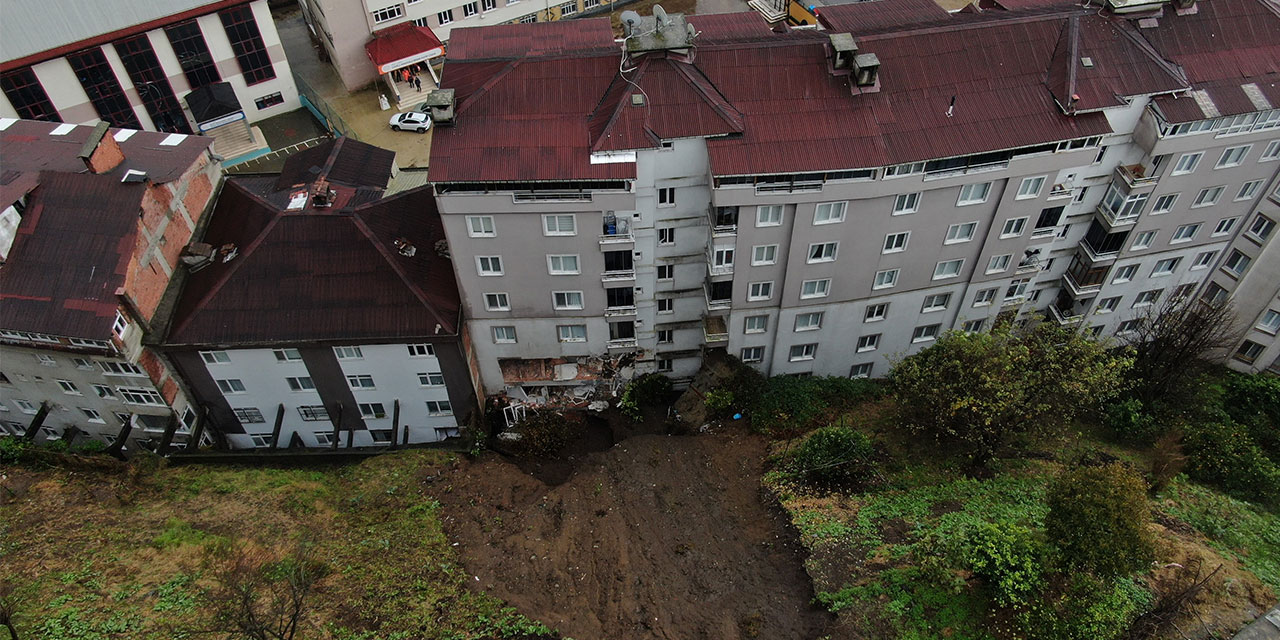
[653,4,670,25]
[620,10,641,35]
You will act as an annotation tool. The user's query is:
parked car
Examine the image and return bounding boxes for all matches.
[390,111,432,133]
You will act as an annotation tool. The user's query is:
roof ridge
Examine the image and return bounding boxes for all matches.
[166,182,282,341]
[1112,14,1188,89]
[456,59,522,116]
[591,59,651,152]
[348,212,454,333]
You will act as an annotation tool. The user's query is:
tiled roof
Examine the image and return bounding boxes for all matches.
[1142,0,1280,123]
[444,19,619,61]
[0,172,144,338]
[166,179,461,346]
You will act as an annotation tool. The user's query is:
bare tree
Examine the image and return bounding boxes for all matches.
[204,541,328,640]
[0,579,21,640]
[1121,293,1242,411]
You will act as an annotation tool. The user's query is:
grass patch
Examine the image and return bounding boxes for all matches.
[1161,477,1280,592]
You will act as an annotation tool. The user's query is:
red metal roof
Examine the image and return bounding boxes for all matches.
[445,19,619,61]
[1046,15,1186,112]
[815,0,952,35]
[589,57,744,152]
[0,172,143,339]
[274,137,396,191]
[166,178,461,346]
[365,22,445,73]
[0,119,212,184]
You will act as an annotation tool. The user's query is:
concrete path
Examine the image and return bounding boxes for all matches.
[1233,607,1280,640]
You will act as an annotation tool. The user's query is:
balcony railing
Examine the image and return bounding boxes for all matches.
[756,180,822,194]
[604,305,637,317]
[1016,259,1042,275]
[1080,237,1120,264]
[1062,271,1103,297]
[602,269,636,282]
[709,207,738,237]
[1097,201,1140,228]
[606,338,638,349]
[1116,164,1158,188]
[707,262,734,277]
[1047,184,1073,200]
[923,160,1009,181]
[1048,304,1085,325]
[512,192,592,202]
[705,289,731,311]
[703,315,729,343]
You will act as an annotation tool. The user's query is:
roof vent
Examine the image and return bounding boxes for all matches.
[121,169,148,183]
[828,33,857,74]
[394,237,417,257]
[422,88,456,126]
[434,239,451,259]
[1081,56,1094,68]
[631,93,645,107]
[853,53,881,90]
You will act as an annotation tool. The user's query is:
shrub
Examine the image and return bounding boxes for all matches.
[1023,574,1153,640]
[510,409,582,457]
[0,438,30,465]
[787,426,877,488]
[1103,398,1162,444]
[703,389,735,418]
[1148,430,1186,495]
[629,373,673,406]
[1221,373,1280,460]
[959,521,1046,608]
[1045,463,1155,578]
[1182,419,1280,508]
[751,376,881,435]
[73,439,107,454]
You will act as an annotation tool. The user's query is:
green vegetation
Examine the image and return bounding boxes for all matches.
[508,408,582,456]
[1045,463,1155,578]
[618,372,674,421]
[0,452,556,639]
[720,368,880,435]
[785,425,878,489]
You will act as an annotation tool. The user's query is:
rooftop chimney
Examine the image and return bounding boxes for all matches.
[853,52,881,89]
[422,88,456,126]
[827,33,857,74]
[77,122,125,174]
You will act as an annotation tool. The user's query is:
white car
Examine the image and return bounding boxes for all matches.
[390,111,432,133]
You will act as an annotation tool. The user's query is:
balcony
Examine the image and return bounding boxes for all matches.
[602,270,636,282]
[710,206,738,238]
[1047,184,1073,200]
[705,291,731,312]
[756,179,822,194]
[1115,164,1159,190]
[606,338,638,350]
[1015,257,1042,275]
[1062,270,1103,297]
[600,214,633,244]
[707,261,734,277]
[703,315,729,343]
[1048,303,1086,326]
[604,305,637,318]
[1080,237,1120,265]
[1097,202,1140,229]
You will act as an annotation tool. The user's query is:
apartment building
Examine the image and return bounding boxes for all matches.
[429,0,1279,394]
[0,118,222,450]
[0,0,299,160]
[160,139,476,449]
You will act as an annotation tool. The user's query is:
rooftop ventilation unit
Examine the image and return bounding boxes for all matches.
[828,33,857,73]
[1105,0,1171,13]
[422,88,456,126]
[853,53,881,88]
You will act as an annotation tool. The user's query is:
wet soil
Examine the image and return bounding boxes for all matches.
[432,410,834,639]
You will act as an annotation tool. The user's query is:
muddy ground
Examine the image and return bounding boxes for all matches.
[431,412,834,639]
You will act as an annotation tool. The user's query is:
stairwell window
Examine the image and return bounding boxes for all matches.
[957,182,991,206]
[813,201,846,225]
[657,329,673,344]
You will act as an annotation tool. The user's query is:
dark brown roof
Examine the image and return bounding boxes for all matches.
[0,172,144,338]
[274,137,397,191]
[1046,15,1186,112]
[166,180,461,346]
[0,119,212,185]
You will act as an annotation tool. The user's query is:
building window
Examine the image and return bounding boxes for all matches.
[557,325,587,342]
[807,242,838,263]
[1131,230,1156,250]
[814,201,846,224]
[274,348,303,361]
[254,92,284,110]
[543,214,576,236]
[438,9,454,23]
[748,281,773,301]
[164,21,221,89]
[850,363,873,379]
[201,351,231,364]
[795,312,823,331]
[1111,264,1139,283]
[233,407,266,423]
[1247,214,1276,241]
[1192,186,1225,208]
[892,193,920,215]
[1171,223,1200,243]
[477,255,504,276]
[800,279,830,299]
[657,329,673,344]
[483,0,497,10]
[1096,296,1120,313]
[58,380,82,395]
[552,291,584,310]
[220,5,277,85]
[657,298,674,313]
[788,344,817,361]
[493,326,517,343]
[1133,289,1163,307]
[933,259,964,279]
[713,247,735,269]
[519,13,537,23]
[1005,278,1030,300]
[1000,217,1027,238]
[1152,193,1178,214]
[67,48,141,129]
[658,187,675,206]
[115,35,191,133]
[1171,152,1202,175]
[118,387,165,406]
[1257,309,1280,334]
[467,215,496,237]
[1260,140,1280,161]
[407,344,435,357]
[1234,340,1264,363]
[558,1,576,15]
[741,347,764,363]
[1191,250,1218,269]
[1236,180,1263,201]
[463,1,480,16]
[856,334,880,352]
[426,400,453,415]
[1117,319,1143,335]
[1215,145,1251,169]
[657,227,675,244]
[92,384,115,398]
[756,205,782,227]
[286,376,315,391]
[298,405,330,421]
[78,408,104,424]
[14,400,37,414]
[911,324,940,343]
[961,319,985,332]
[957,182,991,206]
[883,232,909,253]
[99,361,145,376]
[333,346,363,359]
[945,222,978,244]
[744,316,767,334]
[921,293,950,312]
[986,254,1011,273]
[864,303,888,322]
[873,269,899,290]
[656,358,674,373]
[485,293,511,311]
[1,67,61,122]
[359,403,387,419]
[347,374,376,389]
[751,244,778,265]
[1222,250,1251,276]
[1017,176,1045,199]
[657,264,674,280]
[885,162,924,177]
[37,354,57,366]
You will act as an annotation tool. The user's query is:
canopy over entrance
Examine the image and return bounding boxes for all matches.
[184,81,243,130]
[365,22,445,75]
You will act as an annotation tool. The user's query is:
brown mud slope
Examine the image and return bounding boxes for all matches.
[433,427,833,640]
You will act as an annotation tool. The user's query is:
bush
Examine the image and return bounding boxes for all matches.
[629,373,673,406]
[1103,398,1162,444]
[1221,373,1280,460]
[959,521,1046,608]
[1023,574,1153,640]
[1148,431,1186,495]
[73,439,107,454]
[703,389,735,418]
[787,426,877,488]
[1182,419,1280,508]
[510,409,582,457]
[751,376,881,435]
[1045,463,1155,578]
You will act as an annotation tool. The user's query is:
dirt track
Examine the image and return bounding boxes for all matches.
[433,424,833,639]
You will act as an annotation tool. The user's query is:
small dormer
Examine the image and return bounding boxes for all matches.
[828,33,857,75]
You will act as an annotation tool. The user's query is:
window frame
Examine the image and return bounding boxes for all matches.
[882,231,909,254]
[747,281,774,301]
[956,182,992,206]
[873,269,899,290]
[813,201,847,225]
[756,205,782,227]
[944,222,978,244]
[800,278,831,299]
[1016,176,1045,200]
[546,254,580,275]
[466,215,496,237]
[751,244,778,265]
[477,255,504,276]
[492,326,517,343]
[542,214,576,236]
[552,291,585,310]
[933,259,964,280]
[484,292,511,311]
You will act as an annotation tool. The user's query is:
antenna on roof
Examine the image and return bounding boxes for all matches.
[946,95,956,118]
